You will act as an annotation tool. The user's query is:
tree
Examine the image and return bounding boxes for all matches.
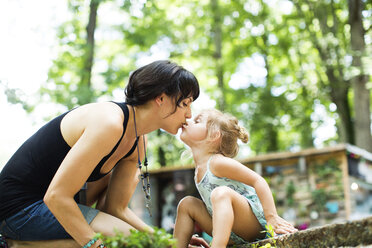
[81,0,100,90]
[12,0,368,166]
[42,0,102,109]
[210,0,226,110]
[348,0,372,152]
[292,0,355,145]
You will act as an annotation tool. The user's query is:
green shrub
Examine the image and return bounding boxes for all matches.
[96,227,177,248]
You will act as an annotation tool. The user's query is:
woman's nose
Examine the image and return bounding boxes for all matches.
[185,106,192,119]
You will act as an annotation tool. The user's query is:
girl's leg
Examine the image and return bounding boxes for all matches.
[173,196,213,248]
[210,186,264,248]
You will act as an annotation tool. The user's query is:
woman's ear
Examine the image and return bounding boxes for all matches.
[155,93,165,106]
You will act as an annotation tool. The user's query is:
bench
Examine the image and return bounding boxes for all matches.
[5,239,79,248]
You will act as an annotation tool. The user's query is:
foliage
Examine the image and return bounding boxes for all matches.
[311,188,328,212]
[96,227,176,248]
[147,130,193,168]
[286,180,296,207]
[265,224,276,244]
[310,159,343,212]
[313,159,340,178]
[7,0,370,166]
[0,81,34,112]
[250,224,277,248]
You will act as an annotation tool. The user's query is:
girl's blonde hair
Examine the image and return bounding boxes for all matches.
[201,109,249,158]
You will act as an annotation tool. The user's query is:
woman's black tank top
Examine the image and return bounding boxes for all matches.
[0,102,138,221]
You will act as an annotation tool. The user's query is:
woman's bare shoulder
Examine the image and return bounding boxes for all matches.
[69,102,123,126]
[61,102,125,146]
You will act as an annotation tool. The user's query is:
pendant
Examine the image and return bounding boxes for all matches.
[145,197,152,217]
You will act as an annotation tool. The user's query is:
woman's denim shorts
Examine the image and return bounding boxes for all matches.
[0,200,99,240]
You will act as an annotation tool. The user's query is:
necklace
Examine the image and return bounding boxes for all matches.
[132,106,152,217]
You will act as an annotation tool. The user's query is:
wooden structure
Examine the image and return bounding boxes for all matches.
[238,143,372,221]
[240,143,352,220]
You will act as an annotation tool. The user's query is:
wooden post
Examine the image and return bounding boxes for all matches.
[341,152,351,220]
[298,156,306,174]
[255,162,262,175]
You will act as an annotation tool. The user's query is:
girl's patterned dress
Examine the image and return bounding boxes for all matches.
[195,156,267,244]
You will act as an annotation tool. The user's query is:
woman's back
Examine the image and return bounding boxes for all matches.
[0,102,135,221]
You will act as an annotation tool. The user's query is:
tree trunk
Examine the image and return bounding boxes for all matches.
[300,87,315,148]
[295,44,315,148]
[348,0,372,152]
[81,0,99,88]
[262,46,279,152]
[326,69,354,144]
[211,0,225,111]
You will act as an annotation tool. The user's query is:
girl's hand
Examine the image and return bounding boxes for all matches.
[266,215,298,235]
[188,235,210,248]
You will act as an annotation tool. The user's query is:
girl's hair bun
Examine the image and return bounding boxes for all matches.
[238,126,249,143]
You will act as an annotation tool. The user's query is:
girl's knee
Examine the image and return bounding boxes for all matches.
[177,196,199,213]
[210,186,232,203]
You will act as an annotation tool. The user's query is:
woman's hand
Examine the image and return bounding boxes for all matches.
[188,235,210,248]
[266,215,298,235]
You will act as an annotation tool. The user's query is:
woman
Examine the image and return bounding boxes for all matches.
[0,60,200,247]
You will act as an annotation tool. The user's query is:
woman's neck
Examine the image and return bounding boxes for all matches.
[129,103,161,136]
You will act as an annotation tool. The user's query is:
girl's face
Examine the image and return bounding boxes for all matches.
[180,113,208,146]
[160,96,193,135]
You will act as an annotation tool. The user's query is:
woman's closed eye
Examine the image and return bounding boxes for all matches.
[181,99,191,108]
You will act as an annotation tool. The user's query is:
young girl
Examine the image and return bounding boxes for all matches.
[174,109,297,248]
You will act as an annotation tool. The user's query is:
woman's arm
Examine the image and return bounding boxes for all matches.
[211,155,297,234]
[44,110,124,246]
[103,136,154,233]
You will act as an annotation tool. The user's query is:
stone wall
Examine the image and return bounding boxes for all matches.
[241,216,372,248]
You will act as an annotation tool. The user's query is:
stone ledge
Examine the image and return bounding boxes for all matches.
[238,216,372,248]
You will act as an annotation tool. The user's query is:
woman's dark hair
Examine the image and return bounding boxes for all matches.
[125,60,199,110]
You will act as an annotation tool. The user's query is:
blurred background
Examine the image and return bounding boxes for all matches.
[0,0,371,235]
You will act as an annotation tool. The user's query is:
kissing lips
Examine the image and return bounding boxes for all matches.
[181,122,187,131]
